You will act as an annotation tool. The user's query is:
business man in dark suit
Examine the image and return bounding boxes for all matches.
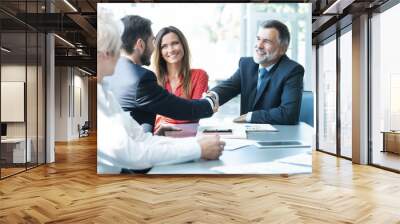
[104,15,218,132]
[208,20,304,125]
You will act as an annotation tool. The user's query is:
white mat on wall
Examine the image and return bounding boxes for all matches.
[1,81,25,122]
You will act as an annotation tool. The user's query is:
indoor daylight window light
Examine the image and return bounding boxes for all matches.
[63,0,78,12]
[54,34,75,48]
[78,67,93,76]
[1,47,11,53]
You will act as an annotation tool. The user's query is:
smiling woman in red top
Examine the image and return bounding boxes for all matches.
[151,26,209,133]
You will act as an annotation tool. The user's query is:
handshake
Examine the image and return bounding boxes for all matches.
[203,91,248,123]
[203,91,219,113]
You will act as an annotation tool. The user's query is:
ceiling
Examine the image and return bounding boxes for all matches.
[0,0,98,74]
[0,0,391,75]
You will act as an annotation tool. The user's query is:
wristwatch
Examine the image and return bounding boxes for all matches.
[205,94,217,108]
[206,91,218,103]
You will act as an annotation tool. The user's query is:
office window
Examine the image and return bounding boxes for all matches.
[244,4,312,90]
[317,36,337,154]
[339,29,352,158]
[371,3,400,171]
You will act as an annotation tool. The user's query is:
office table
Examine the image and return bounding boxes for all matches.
[381,131,400,154]
[149,122,313,174]
[1,138,32,164]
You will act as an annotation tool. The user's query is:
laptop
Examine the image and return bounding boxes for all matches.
[255,140,310,148]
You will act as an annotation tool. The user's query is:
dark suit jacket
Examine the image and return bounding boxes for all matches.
[104,57,213,127]
[211,55,304,125]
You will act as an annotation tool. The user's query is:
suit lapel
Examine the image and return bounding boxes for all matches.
[251,55,288,109]
[247,63,259,111]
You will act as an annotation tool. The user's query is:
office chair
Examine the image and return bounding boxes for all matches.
[299,91,314,127]
[79,121,90,138]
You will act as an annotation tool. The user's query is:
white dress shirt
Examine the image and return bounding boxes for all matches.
[97,83,201,174]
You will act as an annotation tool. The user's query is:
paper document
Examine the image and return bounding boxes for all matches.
[276,152,312,167]
[243,123,277,132]
[222,139,257,151]
[210,161,311,174]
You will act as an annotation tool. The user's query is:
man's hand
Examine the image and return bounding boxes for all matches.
[233,114,247,123]
[154,124,182,136]
[197,135,225,160]
[203,91,219,113]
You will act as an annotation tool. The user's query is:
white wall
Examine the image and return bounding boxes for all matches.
[74,73,89,131]
[54,67,89,141]
[55,66,68,141]
[1,63,46,164]
[1,65,40,137]
[1,66,26,129]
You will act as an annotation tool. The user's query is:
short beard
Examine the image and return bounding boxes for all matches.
[140,46,152,66]
[253,50,279,65]
[141,53,151,66]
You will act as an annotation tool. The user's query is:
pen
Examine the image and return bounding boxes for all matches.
[203,129,233,133]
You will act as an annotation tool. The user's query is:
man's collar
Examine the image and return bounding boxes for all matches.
[259,63,275,72]
[120,52,141,65]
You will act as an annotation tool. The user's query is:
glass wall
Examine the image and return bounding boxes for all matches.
[1,31,28,177]
[1,0,27,177]
[317,36,337,155]
[316,25,354,160]
[371,3,400,171]
[0,1,46,179]
[339,28,352,158]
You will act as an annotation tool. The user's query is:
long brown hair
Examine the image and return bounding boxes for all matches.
[151,26,191,98]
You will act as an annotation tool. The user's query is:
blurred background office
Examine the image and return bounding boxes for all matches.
[99,3,313,123]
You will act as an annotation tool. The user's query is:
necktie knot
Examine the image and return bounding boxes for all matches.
[257,68,268,92]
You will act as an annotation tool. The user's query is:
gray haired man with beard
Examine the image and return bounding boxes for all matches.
[208,20,304,125]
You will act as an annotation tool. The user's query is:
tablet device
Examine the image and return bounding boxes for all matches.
[255,140,309,148]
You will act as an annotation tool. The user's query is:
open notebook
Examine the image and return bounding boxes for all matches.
[243,123,277,132]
